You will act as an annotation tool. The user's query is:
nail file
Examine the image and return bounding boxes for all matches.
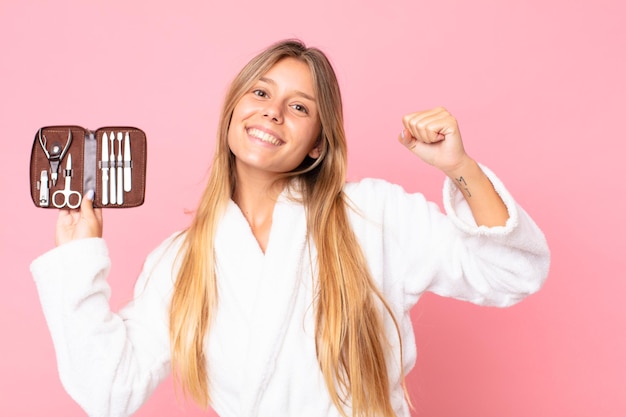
[102,133,109,205]
[123,132,132,192]
[109,131,116,205]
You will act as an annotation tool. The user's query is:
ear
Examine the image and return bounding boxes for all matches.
[308,136,323,159]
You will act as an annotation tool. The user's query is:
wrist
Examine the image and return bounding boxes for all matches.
[443,155,478,181]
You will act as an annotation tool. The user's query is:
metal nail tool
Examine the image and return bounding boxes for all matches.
[109,132,117,205]
[123,132,132,192]
[38,128,72,186]
[101,133,109,205]
[117,132,124,204]
[52,154,82,209]
[38,170,50,207]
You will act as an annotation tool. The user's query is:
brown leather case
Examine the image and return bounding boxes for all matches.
[30,126,147,208]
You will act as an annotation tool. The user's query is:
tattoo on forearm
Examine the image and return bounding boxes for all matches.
[456,176,472,197]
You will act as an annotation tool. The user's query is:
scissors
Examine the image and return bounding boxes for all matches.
[52,154,82,209]
[38,128,72,186]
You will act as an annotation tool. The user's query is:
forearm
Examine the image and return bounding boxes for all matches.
[444,157,509,227]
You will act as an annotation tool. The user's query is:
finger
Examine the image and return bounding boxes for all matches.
[408,110,458,144]
[82,189,104,234]
[93,207,103,227]
[79,190,99,224]
[405,113,448,144]
[398,128,416,149]
[55,208,77,247]
[420,117,448,143]
[402,112,429,143]
[398,128,435,158]
[56,209,72,229]
[80,189,95,212]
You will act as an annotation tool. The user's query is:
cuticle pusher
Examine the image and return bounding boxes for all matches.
[117,132,123,204]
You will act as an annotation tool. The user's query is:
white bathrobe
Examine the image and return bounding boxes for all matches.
[31,167,550,417]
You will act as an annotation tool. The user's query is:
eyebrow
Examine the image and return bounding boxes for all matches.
[258,77,316,102]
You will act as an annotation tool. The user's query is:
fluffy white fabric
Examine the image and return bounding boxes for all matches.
[31,168,549,417]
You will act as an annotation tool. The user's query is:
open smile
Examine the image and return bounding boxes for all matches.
[247,128,284,146]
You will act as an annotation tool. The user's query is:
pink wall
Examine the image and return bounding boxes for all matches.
[1,0,624,415]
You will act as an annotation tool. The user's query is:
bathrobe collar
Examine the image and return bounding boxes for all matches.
[217,188,312,415]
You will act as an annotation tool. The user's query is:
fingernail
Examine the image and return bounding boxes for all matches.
[86,189,95,200]
[401,129,405,139]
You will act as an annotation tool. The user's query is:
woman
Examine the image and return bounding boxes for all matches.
[32,39,550,417]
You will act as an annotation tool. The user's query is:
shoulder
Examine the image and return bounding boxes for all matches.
[343,178,430,212]
[145,231,186,263]
[344,178,406,200]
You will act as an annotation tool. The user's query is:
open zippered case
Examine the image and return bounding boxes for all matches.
[30,125,147,209]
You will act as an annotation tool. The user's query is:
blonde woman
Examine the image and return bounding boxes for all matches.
[32,39,550,417]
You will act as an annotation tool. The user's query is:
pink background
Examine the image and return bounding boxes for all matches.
[1,0,624,416]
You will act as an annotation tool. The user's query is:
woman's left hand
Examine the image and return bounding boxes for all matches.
[398,107,469,174]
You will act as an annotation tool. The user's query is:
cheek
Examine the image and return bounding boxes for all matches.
[225,127,236,154]
[227,105,249,143]
[232,97,260,120]
[305,122,322,149]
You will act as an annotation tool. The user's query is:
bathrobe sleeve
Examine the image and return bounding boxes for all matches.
[346,165,550,310]
[30,234,181,417]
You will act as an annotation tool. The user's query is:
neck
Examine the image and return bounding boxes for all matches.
[232,171,286,253]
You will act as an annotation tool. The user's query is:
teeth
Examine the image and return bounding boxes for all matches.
[248,128,282,146]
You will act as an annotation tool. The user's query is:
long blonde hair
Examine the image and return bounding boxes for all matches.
[169,39,404,416]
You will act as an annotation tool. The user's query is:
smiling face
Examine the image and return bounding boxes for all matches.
[227,57,322,181]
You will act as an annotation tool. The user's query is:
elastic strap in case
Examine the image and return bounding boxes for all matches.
[84,130,98,195]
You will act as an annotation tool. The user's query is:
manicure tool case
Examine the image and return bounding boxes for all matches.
[29,125,147,209]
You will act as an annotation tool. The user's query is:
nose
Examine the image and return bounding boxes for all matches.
[263,101,283,123]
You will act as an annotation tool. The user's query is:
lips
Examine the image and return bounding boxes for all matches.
[247,127,283,146]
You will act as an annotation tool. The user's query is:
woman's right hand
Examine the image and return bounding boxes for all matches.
[56,190,103,246]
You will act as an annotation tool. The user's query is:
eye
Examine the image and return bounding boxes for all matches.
[291,103,309,114]
[252,89,268,98]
